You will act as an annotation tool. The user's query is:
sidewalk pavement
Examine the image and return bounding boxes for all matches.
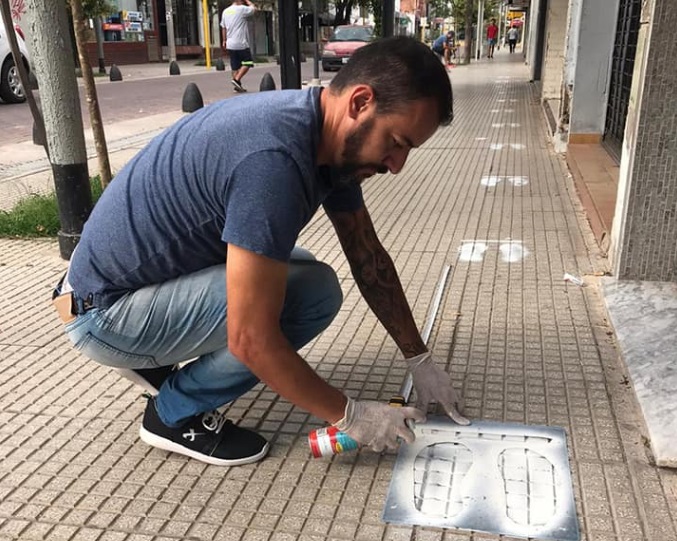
[0,52,676,541]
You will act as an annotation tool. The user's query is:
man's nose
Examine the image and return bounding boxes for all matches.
[385,148,411,174]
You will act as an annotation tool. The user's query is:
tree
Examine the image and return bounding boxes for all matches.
[364,0,381,36]
[26,0,93,259]
[63,0,115,70]
[464,0,472,64]
[333,0,359,26]
[69,0,112,189]
[428,0,453,19]
[82,0,116,74]
[451,0,500,28]
[448,0,500,63]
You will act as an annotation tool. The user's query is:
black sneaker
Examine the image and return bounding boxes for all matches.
[115,365,176,396]
[231,79,246,92]
[139,398,269,466]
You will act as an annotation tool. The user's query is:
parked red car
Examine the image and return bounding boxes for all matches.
[321,25,373,72]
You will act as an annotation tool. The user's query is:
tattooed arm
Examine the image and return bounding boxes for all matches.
[327,205,427,358]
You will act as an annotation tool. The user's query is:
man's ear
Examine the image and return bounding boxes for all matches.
[347,85,375,120]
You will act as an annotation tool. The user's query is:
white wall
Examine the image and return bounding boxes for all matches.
[114,0,139,12]
[541,0,569,100]
[8,0,33,53]
[564,0,582,87]
[569,0,620,135]
[526,0,542,80]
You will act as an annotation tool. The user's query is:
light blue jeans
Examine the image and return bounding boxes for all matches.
[65,248,343,426]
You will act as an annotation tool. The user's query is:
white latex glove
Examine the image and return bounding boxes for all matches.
[333,397,426,452]
[406,352,470,425]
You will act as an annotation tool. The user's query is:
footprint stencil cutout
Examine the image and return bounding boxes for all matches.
[413,442,474,518]
[459,242,488,262]
[498,448,557,526]
[499,242,529,262]
[481,175,529,187]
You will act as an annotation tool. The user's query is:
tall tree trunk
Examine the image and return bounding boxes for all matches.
[70,0,112,190]
[464,0,473,64]
[368,0,382,36]
[334,0,356,26]
[25,0,92,259]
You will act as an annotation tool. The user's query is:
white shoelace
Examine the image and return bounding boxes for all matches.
[201,411,228,434]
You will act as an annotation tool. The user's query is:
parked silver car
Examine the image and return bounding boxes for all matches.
[0,11,31,103]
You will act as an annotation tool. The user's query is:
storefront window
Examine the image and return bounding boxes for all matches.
[174,0,199,46]
[137,0,154,30]
[102,0,154,42]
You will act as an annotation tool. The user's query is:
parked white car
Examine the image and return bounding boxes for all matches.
[0,11,31,103]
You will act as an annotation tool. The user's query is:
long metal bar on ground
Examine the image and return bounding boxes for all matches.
[399,264,452,403]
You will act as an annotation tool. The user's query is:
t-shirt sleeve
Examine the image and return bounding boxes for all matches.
[322,184,364,213]
[222,150,309,262]
[244,6,255,17]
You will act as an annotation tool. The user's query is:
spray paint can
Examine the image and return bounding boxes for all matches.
[308,426,359,458]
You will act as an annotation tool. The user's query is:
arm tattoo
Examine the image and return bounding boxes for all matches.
[331,210,426,358]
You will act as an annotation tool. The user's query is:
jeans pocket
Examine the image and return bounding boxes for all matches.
[77,332,159,369]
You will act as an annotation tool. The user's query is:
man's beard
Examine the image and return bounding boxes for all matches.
[331,117,388,189]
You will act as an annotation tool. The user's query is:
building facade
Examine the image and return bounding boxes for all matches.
[526,0,676,282]
[79,0,275,66]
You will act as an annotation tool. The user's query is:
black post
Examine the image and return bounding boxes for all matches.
[278,0,301,89]
[312,0,319,80]
[533,0,549,81]
[383,0,395,37]
[53,164,93,256]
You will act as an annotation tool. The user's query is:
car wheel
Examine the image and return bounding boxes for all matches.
[0,57,27,104]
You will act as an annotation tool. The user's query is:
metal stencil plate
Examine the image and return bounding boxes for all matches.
[383,418,580,541]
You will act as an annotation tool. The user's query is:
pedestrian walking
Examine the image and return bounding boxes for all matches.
[487,18,498,59]
[220,0,256,92]
[507,25,519,54]
[51,36,469,467]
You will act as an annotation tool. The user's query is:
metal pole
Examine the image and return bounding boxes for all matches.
[399,265,452,403]
[476,0,484,60]
[309,0,320,86]
[383,0,395,37]
[278,0,301,89]
[533,0,548,81]
[166,2,176,62]
[497,3,503,50]
[95,16,106,73]
[201,0,211,68]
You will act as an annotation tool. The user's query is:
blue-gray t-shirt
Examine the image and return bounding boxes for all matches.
[68,87,363,308]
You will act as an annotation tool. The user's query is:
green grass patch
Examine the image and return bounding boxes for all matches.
[0,176,104,238]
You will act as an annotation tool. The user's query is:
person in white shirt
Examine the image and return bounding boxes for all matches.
[507,25,519,54]
[220,0,256,92]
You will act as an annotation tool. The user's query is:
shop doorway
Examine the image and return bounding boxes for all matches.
[603,0,642,162]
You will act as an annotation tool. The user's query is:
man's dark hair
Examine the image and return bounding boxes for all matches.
[329,36,454,126]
